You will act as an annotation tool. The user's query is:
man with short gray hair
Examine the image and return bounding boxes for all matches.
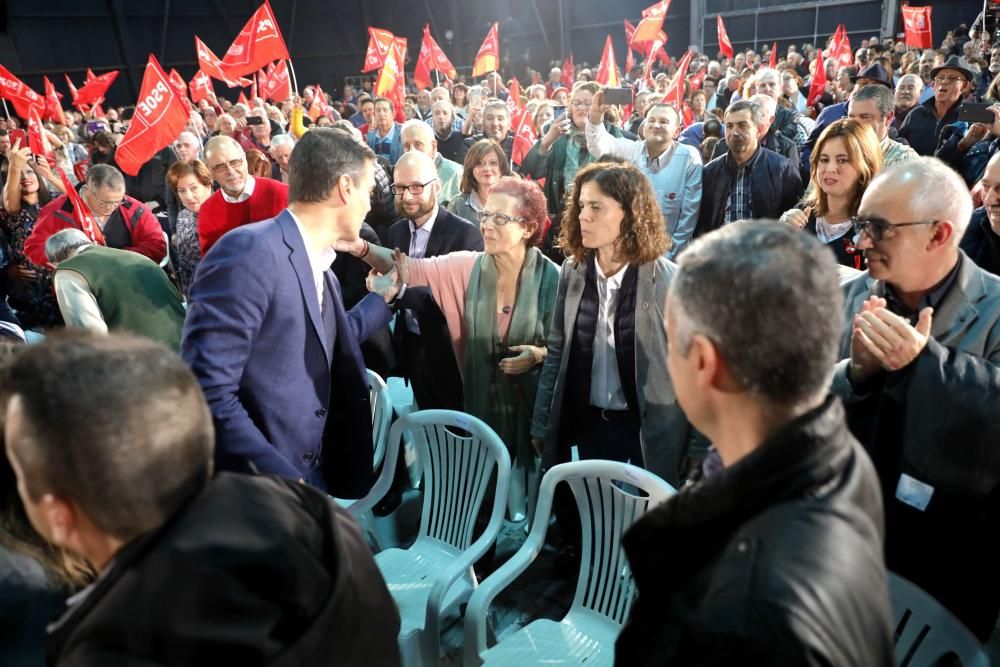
[834,157,1000,639]
[268,132,295,184]
[752,67,803,146]
[617,221,893,665]
[710,94,800,165]
[893,73,924,129]
[25,163,166,266]
[847,85,918,167]
[2,331,401,665]
[430,99,466,162]
[695,100,802,237]
[197,134,288,254]
[46,228,185,349]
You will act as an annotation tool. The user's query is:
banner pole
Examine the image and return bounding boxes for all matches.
[286,59,300,98]
[1,99,10,123]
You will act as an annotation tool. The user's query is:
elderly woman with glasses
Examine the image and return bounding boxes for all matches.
[350,177,559,514]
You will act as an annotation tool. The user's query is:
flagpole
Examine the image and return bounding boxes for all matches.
[0,99,9,123]
[286,59,300,98]
[435,69,440,87]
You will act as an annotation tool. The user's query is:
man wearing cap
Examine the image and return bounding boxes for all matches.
[801,63,895,175]
[898,56,974,156]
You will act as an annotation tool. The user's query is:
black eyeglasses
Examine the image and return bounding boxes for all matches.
[850,216,938,242]
[478,210,527,226]
[391,179,437,196]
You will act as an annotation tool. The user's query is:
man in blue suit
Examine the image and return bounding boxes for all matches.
[182,129,400,498]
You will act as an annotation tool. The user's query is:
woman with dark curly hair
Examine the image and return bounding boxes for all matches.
[531,162,697,489]
[345,177,559,518]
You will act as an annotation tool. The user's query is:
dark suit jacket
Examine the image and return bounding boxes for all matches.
[182,210,392,498]
[389,206,483,408]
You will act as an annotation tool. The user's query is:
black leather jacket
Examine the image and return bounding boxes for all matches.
[615,397,894,667]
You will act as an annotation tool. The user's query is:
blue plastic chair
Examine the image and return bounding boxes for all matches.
[350,409,511,667]
[334,369,393,511]
[463,460,675,667]
[889,572,989,667]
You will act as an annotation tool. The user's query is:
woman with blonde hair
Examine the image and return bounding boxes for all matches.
[780,118,883,268]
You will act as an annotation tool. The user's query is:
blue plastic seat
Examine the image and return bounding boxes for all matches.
[350,409,511,667]
[334,369,393,513]
[889,572,989,667]
[463,460,675,667]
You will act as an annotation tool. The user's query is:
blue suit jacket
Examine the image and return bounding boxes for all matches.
[181,210,392,498]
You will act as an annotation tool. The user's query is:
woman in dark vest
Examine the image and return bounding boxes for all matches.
[530,162,696,561]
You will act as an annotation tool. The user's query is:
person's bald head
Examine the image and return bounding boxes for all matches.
[393,151,440,223]
[400,120,437,158]
[980,152,1000,233]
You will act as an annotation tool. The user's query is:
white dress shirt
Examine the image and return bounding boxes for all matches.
[404,205,438,333]
[288,209,337,311]
[220,175,256,204]
[590,262,629,410]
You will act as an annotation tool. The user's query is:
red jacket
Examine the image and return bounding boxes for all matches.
[24,194,166,267]
[198,177,288,255]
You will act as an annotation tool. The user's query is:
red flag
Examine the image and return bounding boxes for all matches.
[413,24,457,90]
[363,28,396,73]
[195,36,253,88]
[632,0,672,45]
[308,84,333,121]
[64,74,81,110]
[27,107,55,167]
[189,71,213,104]
[902,6,932,49]
[250,73,258,101]
[688,67,707,90]
[374,38,407,121]
[220,0,290,78]
[260,60,291,102]
[807,48,827,107]
[508,77,522,110]
[625,44,635,75]
[73,70,118,108]
[643,39,664,85]
[0,66,44,119]
[93,104,106,119]
[595,35,621,87]
[116,55,190,176]
[561,54,575,89]
[717,15,734,60]
[472,22,500,77]
[168,69,193,114]
[237,90,249,106]
[510,107,537,167]
[626,18,667,61]
[85,69,96,82]
[830,25,853,66]
[661,49,693,113]
[43,76,67,126]
[56,166,105,245]
[769,41,778,68]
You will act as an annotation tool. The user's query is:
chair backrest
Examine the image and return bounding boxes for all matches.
[365,369,393,470]
[889,572,989,667]
[402,410,510,551]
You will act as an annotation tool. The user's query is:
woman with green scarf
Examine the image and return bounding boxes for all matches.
[354,177,560,516]
[521,81,627,260]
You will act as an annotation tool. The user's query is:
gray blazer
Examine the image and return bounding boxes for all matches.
[530,256,694,487]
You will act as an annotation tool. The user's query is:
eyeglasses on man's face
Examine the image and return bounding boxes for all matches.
[933,75,965,85]
[209,157,244,175]
[850,216,938,242]
[477,210,526,226]
[84,186,125,209]
[391,179,437,196]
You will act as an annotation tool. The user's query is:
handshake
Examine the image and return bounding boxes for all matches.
[335,236,410,304]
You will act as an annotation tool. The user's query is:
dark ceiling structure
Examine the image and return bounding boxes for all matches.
[0,0,984,107]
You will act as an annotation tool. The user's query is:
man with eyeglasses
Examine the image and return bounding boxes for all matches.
[833,157,1000,640]
[24,164,165,267]
[898,56,973,156]
[381,150,482,412]
[196,135,287,255]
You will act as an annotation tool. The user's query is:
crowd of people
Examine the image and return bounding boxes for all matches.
[2,11,1000,666]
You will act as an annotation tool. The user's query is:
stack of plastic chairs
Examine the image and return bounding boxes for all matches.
[463,460,675,667]
[350,409,511,666]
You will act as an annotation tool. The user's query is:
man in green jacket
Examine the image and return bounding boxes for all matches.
[45,228,185,349]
